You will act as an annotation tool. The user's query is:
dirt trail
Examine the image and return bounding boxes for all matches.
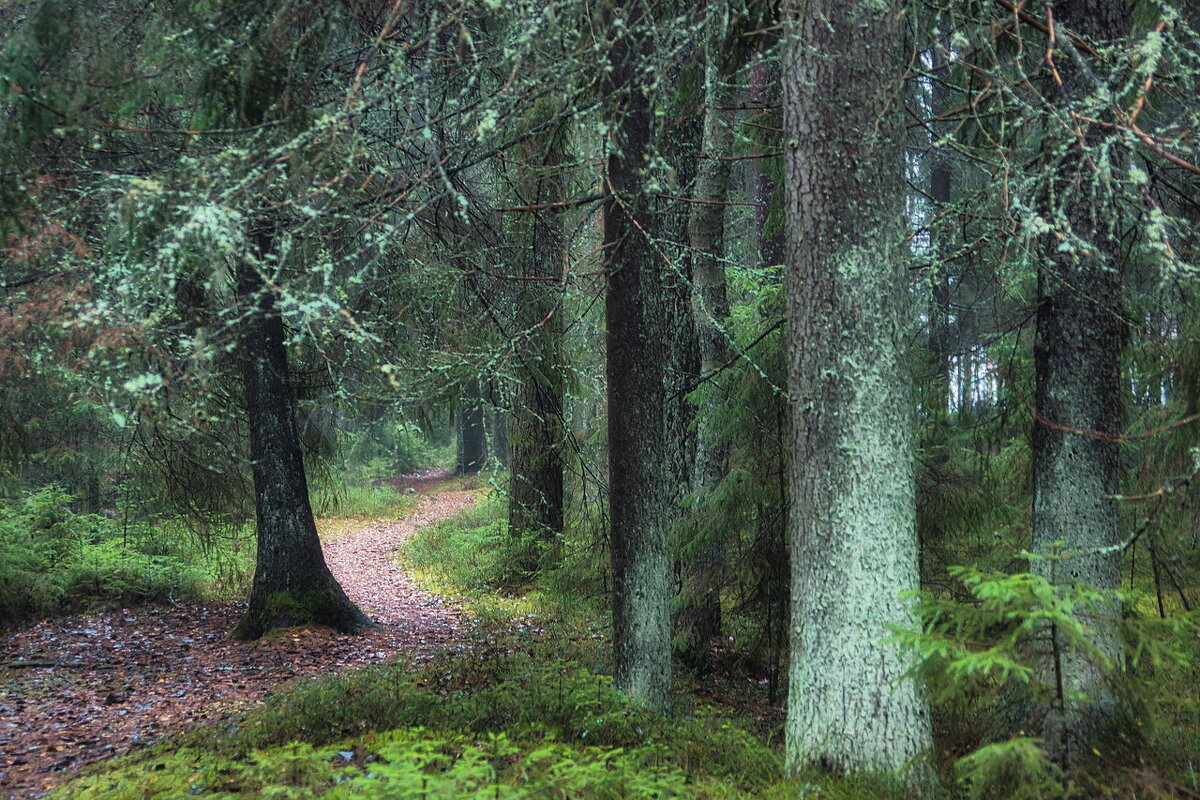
[0,473,478,799]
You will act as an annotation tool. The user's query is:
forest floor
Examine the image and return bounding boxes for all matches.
[0,470,478,799]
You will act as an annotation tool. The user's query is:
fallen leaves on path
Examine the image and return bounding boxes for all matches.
[0,474,479,799]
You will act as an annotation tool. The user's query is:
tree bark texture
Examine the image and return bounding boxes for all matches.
[230,246,370,641]
[603,1,691,714]
[508,127,567,561]
[782,0,934,776]
[675,46,737,673]
[1030,0,1128,763]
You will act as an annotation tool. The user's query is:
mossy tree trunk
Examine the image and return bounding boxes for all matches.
[508,124,567,569]
[603,0,690,715]
[1029,0,1128,765]
[224,3,368,642]
[230,239,371,641]
[782,0,934,779]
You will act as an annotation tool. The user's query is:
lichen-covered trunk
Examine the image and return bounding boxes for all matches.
[675,51,737,673]
[230,251,370,641]
[508,129,566,566]
[456,378,486,476]
[782,0,933,778]
[1030,0,1128,763]
[603,1,689,714]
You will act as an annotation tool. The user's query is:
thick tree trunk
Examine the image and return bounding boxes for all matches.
[230,246,371,641]
[508,128,567,566]
[456,378,486,476]
[1030,0,1128,764]
[603,1,689,714]
[782,0,934,778]
[675,48,736,674]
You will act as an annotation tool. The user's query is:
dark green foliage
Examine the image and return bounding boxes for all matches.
[335,424,444,483]
[896,564,1200,798]
[676,272,788,689]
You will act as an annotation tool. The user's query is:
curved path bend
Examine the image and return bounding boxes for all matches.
[0,472,477,799]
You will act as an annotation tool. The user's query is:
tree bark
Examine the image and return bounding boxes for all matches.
[230,238,371,641]
[1030,0,1128,764]
[782,0,934,778]
[603,0,690,714]
[508,127,567,566]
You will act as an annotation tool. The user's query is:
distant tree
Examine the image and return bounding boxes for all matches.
[507,121,568,562]
[674,0,741,674]
[781,0,934,779]
[456,378,488,477]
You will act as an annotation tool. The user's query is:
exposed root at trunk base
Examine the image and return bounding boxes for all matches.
[229,583,376,641]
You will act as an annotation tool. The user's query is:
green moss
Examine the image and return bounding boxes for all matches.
[60,650,789,799]
[56,729,705,800]
[229,585,371,641]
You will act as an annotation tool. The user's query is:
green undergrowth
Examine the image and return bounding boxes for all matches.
[0,485,253,624]
[51,489,826,799]
[899,566,1200,799]
[54,627,806,798]
[399,491,608,609]
[400,493,537,590]
[313,481,421,523]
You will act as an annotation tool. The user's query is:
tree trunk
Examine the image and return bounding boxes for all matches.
[230,241,371,641]
[675,43,736,674]
[1030,0,1128,764]
[749,48,784,271]
[603,1,689,714]
[782,0,934,778]
[507,126,567,566]
[489,403,510,468]
[456,378,486,476]
[927,47,953,419]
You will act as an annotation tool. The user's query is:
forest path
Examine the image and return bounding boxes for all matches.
[0,471,479,799]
